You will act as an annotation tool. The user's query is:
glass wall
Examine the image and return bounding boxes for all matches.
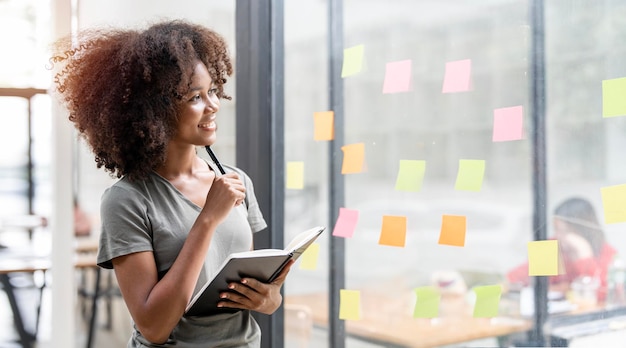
[0,0,52,242]
[283,0,331,346]
[283,0,626,347]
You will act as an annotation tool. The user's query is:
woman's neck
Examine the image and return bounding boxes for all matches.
[155,145,203,180]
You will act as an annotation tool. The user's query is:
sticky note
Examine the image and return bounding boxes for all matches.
[378,215,407,247]
[602,77,626,118]
[341,45,364,78]
[299,243,320,270]
[528,240,559,276]
[454,159,485,191]
[341,143,365,174]
[601,184,626,224]
[286,161,304,189]
[332,208,359,238]
[438,215,466,247]
[493,105,524,142]
[383,59,412,94]
[472,285,502,318]
[395,160,426,192]
[442,59,472,93]
[413,287,440,318]
[314,111,334,141]
[339,289,361,320]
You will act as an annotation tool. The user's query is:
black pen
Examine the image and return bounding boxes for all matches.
[205,146,226,175]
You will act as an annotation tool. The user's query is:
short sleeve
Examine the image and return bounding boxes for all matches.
[223,165,267,233]
[97,184,154,269]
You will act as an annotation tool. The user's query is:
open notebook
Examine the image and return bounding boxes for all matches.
[185,226,326,317]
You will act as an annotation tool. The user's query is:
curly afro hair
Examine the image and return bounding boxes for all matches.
[51,20,233,180]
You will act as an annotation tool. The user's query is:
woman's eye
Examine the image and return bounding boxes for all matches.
[208,88,218,96]
[189,95,201,102]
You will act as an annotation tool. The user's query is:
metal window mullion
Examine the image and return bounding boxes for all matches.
[328,0,346,347]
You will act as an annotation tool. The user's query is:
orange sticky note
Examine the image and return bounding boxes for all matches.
[473,285,502,318]
[378,215,407,247]
[493,105,524,142]
[438,215,466,247]
[339,289,361,320]
[528,240,560,276]
[299,243,320,270]
[341,143,365,174]
[442,59,472,93]
[382,59,412,94]
[286,161,304,189]
[601,184,626,224]
[314,111,334,141]
[332,208,359,238]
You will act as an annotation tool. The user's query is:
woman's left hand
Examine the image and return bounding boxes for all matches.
[217,259,295,315]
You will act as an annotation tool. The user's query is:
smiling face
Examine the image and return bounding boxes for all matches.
[171,61,221,147]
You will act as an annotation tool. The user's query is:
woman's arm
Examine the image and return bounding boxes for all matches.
[112,173,245,344]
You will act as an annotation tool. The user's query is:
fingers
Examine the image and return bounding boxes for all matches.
[217,277,283,314]
[271,260,295,285]
[211,174,246,206]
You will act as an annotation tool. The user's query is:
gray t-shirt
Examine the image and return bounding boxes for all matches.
[97,161,267,347]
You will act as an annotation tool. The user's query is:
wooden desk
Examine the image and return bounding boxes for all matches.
[75,237,99,254]
[285,289,532,348]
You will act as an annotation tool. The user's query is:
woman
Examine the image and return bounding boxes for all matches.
[51,20,291,347]
[507,197,617,302]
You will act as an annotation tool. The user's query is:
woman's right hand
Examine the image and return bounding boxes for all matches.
[201,172,246,224]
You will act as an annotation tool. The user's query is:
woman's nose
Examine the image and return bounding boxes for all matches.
[206,98,219,113]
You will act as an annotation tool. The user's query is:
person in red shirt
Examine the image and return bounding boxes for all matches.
[507,197,617,302]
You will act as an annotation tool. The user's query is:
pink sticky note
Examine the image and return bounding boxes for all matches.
[383,60,412,94]
[332,208,359,238]
[492,105,524,142]
[442,59,472,93]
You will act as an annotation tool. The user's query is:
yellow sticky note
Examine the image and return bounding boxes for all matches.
[286,161,304,189]
[395,160,426,192]
[603,77,626,118]
[455,159,485,191]
[438,215,466,247]
[314,111,334,141]
[341,143,365,174]
[528,240,559,276]
[601,184,626,224]
[413,287,440,318]
[378,215,407,247]
[473,285,502,318]
[299,243,320,270]
[339,289,361,320]
[341,45,364,78]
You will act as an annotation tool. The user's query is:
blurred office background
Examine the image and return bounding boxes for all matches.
[2,0,626,347]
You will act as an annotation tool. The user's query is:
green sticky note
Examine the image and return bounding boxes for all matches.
[395,160,426,192]
[341,45,364,78]
[472,285,502,318]
[603,77,626,118]
[413,287,440,318]
[454,159,485,192]
[339,289,361,320]
[601,184,626,224]
[528,240,560,276]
